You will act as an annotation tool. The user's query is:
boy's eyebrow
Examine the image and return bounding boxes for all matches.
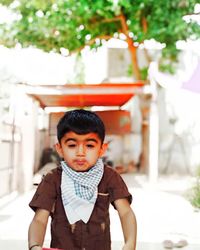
[85,138,98,143]
[65,138,98,143]
[65,138,76,142]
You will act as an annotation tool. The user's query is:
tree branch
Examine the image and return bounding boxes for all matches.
[141,16,152,63]
[184,11,200,16]
[101,16,122,23]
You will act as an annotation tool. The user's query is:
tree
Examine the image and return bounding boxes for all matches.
[0,0,200,79]
[0,0,199,172]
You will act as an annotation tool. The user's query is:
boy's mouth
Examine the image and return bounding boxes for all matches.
[75,159,86,165]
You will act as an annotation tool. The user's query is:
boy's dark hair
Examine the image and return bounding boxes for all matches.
[57,109,105,143]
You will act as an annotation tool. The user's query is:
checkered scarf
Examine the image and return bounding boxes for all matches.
[60,158,104,224]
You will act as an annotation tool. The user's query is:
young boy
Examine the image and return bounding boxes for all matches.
[28,109,137,250]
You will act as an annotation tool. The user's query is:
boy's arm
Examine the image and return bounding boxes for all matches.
[28,208,50,250]
[114,198,137,250]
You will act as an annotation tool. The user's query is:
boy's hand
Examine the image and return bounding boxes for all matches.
[122,242,135,250]
[31,246,42,250]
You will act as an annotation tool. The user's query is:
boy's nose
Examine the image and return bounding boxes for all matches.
[76,144,85,155]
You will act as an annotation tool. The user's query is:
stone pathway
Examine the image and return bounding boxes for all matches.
[0,173,200,250]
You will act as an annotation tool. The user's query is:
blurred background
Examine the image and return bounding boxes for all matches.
[0,1,200,249]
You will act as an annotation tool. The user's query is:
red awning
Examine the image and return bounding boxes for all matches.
[25,82,144,108]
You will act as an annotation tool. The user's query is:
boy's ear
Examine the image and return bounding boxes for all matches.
[55,143,64,158]
[100,142,108,157]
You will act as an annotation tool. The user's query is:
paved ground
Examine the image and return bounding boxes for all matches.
[0,173,200,250]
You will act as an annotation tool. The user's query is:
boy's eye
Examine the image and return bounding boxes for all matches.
[86,144,95,148]
[67,144,76,148]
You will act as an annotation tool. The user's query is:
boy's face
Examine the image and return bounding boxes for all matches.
[55,131,107,172]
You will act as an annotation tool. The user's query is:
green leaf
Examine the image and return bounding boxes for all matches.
[0,0,199,77]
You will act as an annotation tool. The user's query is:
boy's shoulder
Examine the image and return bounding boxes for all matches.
[42,165,62,182]
[103,164,121,179]
[100,165,129,194]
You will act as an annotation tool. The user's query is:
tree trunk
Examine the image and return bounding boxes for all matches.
[126,37,141,80]
[120,12,150,173]
[120,13,141,80]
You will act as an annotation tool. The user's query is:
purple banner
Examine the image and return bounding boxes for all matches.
[182,61,200,93]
